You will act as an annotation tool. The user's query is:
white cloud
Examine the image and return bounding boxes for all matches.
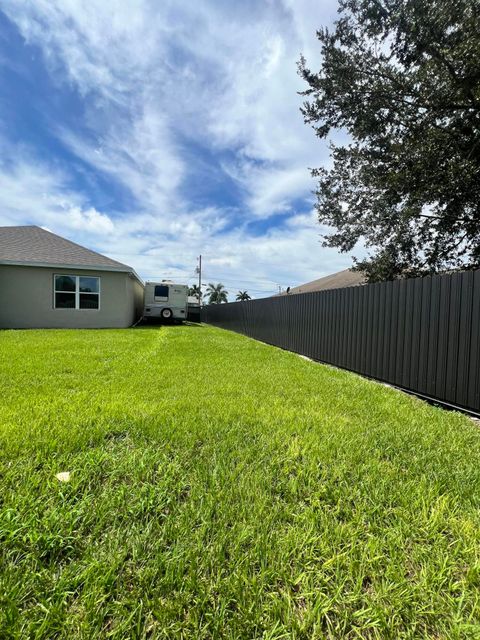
[9,0,164,99]
[58,103,184,212]
[0,147,352,296]
[65,206,115,234]
[187,213,351,298]
[223,161,316,217]
[0,0,360,296]
[3,0,333,217]
[0,145,115,240]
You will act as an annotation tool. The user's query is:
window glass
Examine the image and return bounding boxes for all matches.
[55,292,75,308]
[154,285,169,298]
[80,294,99,309]
[79,277,99,293]
[55,275,76,292]
[54,275,101,310]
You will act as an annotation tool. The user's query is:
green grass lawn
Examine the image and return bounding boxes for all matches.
[1,325,480,639]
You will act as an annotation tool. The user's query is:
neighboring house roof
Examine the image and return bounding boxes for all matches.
[283,269,365,295]
[0,225,142,281]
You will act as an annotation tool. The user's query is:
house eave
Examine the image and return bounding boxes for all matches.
[0,259,144,285]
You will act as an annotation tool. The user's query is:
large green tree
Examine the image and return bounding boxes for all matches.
[206,283,228,304]
[299,0,480,281]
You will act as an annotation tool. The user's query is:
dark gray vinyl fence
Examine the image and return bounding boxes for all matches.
[187,305,201,322]
[203,270,480,415]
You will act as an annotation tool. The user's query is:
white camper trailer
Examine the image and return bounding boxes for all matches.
[143,281,189,321]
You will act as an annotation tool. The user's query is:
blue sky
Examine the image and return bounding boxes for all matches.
[0,0,354,298]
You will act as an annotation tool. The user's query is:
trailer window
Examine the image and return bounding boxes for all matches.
[154,285,169,299]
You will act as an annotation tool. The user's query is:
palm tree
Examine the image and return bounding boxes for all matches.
[188,284,202,303]
[206,283,228,304]
[236,290,251,301]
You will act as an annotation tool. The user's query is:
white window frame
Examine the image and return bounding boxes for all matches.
[54,274,101,311]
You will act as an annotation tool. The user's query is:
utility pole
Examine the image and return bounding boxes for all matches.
[198,254,202,306]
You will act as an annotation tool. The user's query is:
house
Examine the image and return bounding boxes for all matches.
[282,269,365,295]
[0,225,144,329]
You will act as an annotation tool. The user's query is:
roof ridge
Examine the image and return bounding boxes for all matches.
[0,224,40,229]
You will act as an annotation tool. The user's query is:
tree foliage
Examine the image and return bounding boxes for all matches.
[188,284,202,302]
[299,0,480,281]
[236,291,251,301]
[206,283,228,304]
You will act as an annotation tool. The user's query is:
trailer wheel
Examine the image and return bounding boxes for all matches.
[161,308,173,320]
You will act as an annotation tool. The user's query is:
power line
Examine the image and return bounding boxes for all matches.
[143,274,282,287]
[142,269,279,282]
[141,256,294,295]
[139,266,291,286]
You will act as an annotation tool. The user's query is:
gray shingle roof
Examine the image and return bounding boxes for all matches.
[281,269,365,295]
[0,225,134,273]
